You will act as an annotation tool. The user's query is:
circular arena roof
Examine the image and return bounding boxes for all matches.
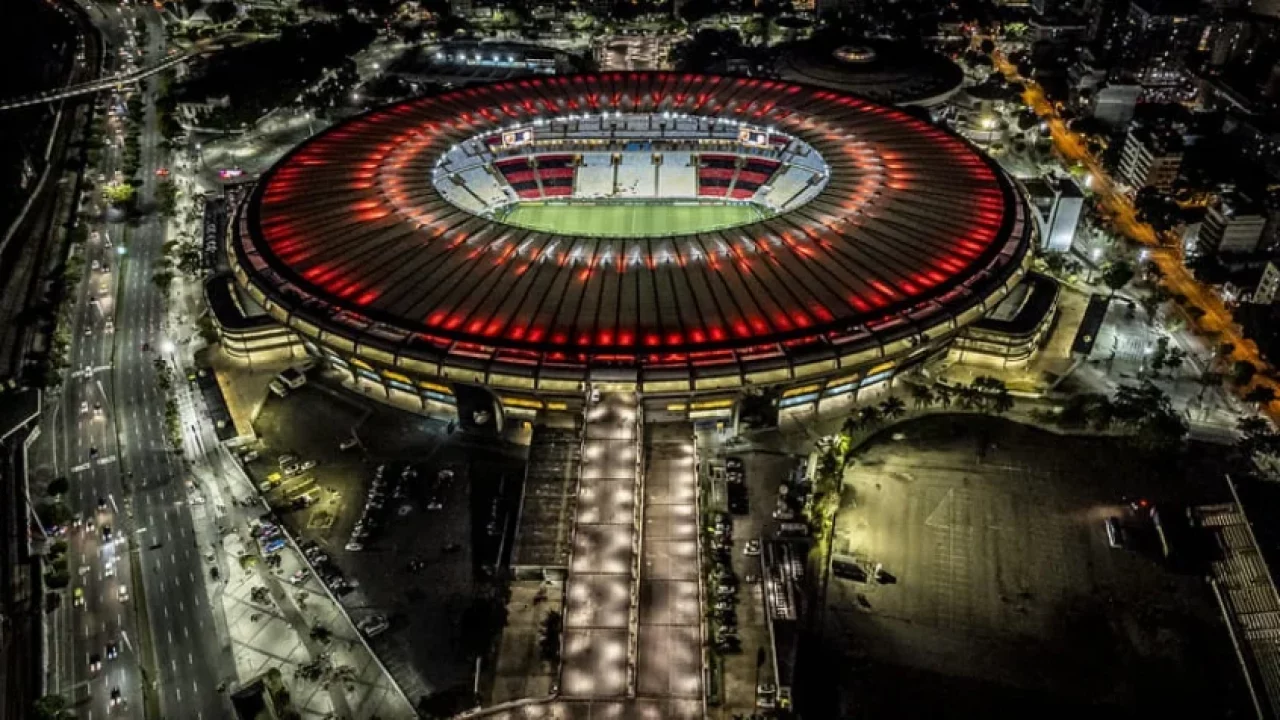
[774,38,964,107]
[234,73,1031,378]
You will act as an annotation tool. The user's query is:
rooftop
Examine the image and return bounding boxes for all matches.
[233,73,1031,374]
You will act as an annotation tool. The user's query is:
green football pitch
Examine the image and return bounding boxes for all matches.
[499,202,765,237]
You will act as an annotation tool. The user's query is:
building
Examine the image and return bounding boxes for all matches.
[205,274,306,363]
[1252,260,1280,303]
[1027,14,1090,43]
[1114,0,1205,87]
[450,0,473,16]
[1117,124,1184,193]
[1089,83,1142,126]
[228,74,1035,420]
[1198,192,1269,255]
[1023,176,1085,252]
[951,272,1061,368]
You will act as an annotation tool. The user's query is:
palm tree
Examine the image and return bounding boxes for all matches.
[880,396,907,420]
[1244,385,1277,409]
[909,383,935,409]
[934,384,954,408]
[956,385,982,410]
[840,414,859,438]
[857,405,882,429]
[1196,370,1223,400]
[991,389,1015,415]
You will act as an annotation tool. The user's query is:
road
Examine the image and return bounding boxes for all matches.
[0,51,195,112]
[991,48,1280,421]
[38,3,229,719]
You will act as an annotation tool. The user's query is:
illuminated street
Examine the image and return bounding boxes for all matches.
[992,49,1280,419]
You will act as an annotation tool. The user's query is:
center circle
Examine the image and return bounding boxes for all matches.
[430,113,830,238]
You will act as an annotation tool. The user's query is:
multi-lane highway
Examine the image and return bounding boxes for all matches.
[38,2,229,719]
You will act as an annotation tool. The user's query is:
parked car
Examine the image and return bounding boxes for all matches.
[358,615,389,637]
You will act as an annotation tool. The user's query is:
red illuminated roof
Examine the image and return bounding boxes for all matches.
[238,73,1031,367]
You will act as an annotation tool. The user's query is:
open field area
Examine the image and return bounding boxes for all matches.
[500,201,764,237]
[810,415,1247,719]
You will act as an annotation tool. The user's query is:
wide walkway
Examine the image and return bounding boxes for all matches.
[560,393,640,698]
[636,424,703,699]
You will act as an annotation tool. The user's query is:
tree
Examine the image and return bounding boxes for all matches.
[1238,416,1272,442]
[36,501,70,529]
[207,1,237,24]
[1164,347,1186,378]
[1139,287,1170,322]
[968,376,1013,413]
[1133,405,1188,453]
[879,396,907,421]
[990,387,1015,414]
[152,269,174,293]
[1244,385,1277,408]
[839,414,859,438]
[47,476,69,497]
[310,624,332,644]
[856,405,882,429]
[1236,416,1280,459]
[1143,261,1165,282]
[1197,369,1224,399]
[102,181,136,208]
[1232,360,1258,387]
[1148,336,1172,374]
[33,694,74,720]
[934,384,954,408]
[156,180,178,217]
[678,0,717,23]
[909,383,935,409]
[539,610,562,663]
[1101,261,1135,297]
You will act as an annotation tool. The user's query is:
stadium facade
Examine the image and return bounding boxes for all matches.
[227,73,1037,422]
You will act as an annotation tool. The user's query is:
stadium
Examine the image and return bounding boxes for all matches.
[227,72,1037,422]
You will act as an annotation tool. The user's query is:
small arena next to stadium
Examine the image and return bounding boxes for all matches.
[227,72,1038,420]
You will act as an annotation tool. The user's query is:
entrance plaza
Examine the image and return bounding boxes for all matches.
[478,395,704,719]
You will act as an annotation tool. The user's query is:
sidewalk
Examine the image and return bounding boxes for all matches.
[166,259,416,717]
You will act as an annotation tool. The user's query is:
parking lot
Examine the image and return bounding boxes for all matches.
[817,415,1248,718]
[699,433,809,716]
[246,382,526,706]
